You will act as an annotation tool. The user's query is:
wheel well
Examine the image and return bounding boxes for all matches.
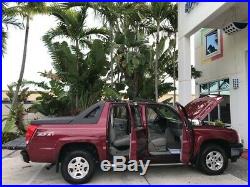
[199,139,231,158]
[58,142,99,163]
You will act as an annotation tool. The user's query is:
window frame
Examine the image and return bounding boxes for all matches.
[146,104,183,129]
[204,29,221,58]
[109,103,131,133]
[131,105,143,128]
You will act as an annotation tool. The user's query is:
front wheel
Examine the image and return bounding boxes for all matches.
[199,144,228,175]
[61,150,95,184]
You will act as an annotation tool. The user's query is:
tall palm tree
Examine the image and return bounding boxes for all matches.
[43,5,108,109]
[166,4,178,104]
[91,3,120,87]
[12,2,48,108]
[148,2,172,102]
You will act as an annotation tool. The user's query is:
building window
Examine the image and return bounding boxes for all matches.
[205,30,219,56]
[200,78,231,124]
[201,29,223,63]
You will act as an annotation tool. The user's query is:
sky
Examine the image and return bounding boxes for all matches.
[2,10,101,91]
[2,12,195,94]
[2,15,55,90]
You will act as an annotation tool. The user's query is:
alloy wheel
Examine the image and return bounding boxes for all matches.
[67,157,90,179]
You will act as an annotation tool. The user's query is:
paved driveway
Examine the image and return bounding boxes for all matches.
[2,150,248,185]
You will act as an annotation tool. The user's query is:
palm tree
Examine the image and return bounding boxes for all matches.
[91,3,121,87]
[159,3,178,104]
[2,3,24,55]
[148,2,172,102]
[167,4,178,104]
[12,3,48,108]
[43,5,108,109]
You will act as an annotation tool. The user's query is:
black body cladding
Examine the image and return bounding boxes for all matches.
[31,101,105,125]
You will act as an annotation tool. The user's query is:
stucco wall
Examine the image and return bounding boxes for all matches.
[178,2,229,37]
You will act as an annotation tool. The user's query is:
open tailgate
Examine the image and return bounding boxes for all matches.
[2,137,25,150]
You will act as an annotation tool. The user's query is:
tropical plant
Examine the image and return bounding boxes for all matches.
[91,3,122,87]
[138,3,201,103]
[43,5,108,109]
[28,74,71,116]
[95,3,173,100]
[3,82,31,135]
[2,2,24,55]
[29,39,109,116]
[38,33,109,115]
[140,3,174,101]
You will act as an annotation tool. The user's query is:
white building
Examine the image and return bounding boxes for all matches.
[178,2,248,148]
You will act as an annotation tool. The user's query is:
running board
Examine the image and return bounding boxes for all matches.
[149,149,181,156]
[149,163,183,166]
[168,149,181,154]
[149,151,171,155]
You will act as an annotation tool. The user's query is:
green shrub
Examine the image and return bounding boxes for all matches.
[214,120,225,128]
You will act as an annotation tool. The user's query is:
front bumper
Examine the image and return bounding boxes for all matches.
[20,150,30,163]
[230,143,243,162]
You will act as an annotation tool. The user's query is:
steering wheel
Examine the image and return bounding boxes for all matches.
[154,116,161,123]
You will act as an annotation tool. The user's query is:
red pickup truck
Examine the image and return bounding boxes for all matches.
[21,95,243,184]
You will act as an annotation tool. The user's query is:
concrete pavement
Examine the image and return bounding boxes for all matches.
[2,150,248,185]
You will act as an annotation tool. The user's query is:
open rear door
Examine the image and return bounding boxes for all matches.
[127,103,147,160]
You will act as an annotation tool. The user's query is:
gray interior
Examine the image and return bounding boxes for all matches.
[110,118,130,148]
[148,120,182,154]
[109,107,130,156]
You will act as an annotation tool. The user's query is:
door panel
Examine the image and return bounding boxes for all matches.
[180,125,193,164]
[176,103,193,164]
[128,103,147,160]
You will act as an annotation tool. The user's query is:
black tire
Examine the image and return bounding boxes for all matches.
[198,144,228,175]
[61,150,95,184]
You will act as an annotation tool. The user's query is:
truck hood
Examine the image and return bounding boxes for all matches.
[184,95,223,120]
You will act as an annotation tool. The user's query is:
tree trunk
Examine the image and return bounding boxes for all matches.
[110,24,114,87]
[12,15,30,107]
[155,20,160,102]
[173,33,177,105]
[75,39,79,110]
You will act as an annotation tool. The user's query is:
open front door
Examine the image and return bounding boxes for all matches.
[127,103,147,160]
[180,122,193,164]
[176,102,193,164]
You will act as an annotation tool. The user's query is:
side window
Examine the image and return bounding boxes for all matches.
[111,105,129,134]
[147,107,158,122]
[147,104,183,129]
[85,107,100,118]
[158,105,183,129]
[113,105,127,120]
[131,106,143,128]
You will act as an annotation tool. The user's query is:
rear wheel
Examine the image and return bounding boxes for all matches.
[61,150,95,184]
[199,144,228,175]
